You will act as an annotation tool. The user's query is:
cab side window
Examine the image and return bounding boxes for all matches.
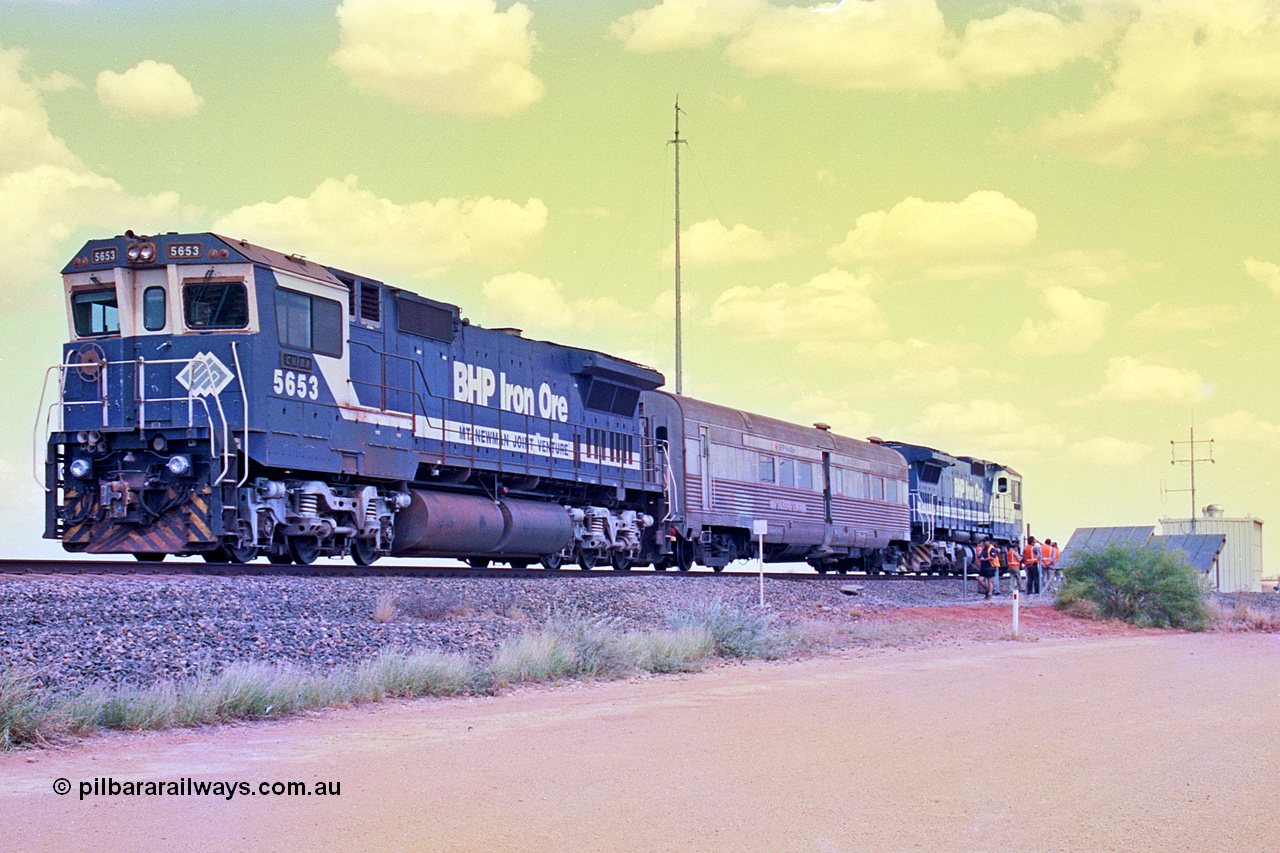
[276,287,343,357]
[71,289,119,336]
[142,286,166,331]
[184,278,248,329]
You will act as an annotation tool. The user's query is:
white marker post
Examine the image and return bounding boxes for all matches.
[753,520,768,607]
[1012,585,1020,637]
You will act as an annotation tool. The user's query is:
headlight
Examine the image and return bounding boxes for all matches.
[166,455,192,476]
[126,242,156,263]
[69,458,92,479]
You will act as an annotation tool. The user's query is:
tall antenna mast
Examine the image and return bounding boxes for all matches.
[668,97,686,395]
[1170,420,1214,532]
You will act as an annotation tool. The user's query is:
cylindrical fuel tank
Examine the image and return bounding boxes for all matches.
[391,490,572,558]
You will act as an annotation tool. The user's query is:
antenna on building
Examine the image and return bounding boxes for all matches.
[668,97,686,396]
[1170,421,1214,532]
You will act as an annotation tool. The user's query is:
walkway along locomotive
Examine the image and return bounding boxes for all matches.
[36,232,1021,572]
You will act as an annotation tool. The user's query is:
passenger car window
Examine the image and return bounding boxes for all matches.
[184,278,248,329]
[796,461,813,490]
[71,289,119,336]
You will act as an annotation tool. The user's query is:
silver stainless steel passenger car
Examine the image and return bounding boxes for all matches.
[641,393,911,572]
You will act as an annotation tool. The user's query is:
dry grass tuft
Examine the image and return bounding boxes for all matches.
[1210,598,1280,632]
[372,592,401,624]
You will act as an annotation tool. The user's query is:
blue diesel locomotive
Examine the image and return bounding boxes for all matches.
[36,231,1018,572]
[876,441,1023,575]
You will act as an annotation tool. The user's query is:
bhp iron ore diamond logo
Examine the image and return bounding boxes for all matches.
[176,352,234,397]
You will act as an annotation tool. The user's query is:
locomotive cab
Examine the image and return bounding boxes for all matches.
[47,235,264,558]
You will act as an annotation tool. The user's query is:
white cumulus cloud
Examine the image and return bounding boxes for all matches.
[953,5,1118,88]
[723,0,960,91]
[1244,255,1280,296]
[332,0,544,117]
[611,0,763,52]
[0,49,182,306]
[829,191,1037,265]
[1094,356,1208,404]
[96,61,203,120]
[706,267,886,341]
[1068,435,1152,468]
[1205,410,1280,444]
[913,398,1063,452]
[481,271,575,331]
[613,0,1114,92]
[661,218,800,268]
[213,175,547,281]
[1026,1,1280,163]
[1011,286,1110,356]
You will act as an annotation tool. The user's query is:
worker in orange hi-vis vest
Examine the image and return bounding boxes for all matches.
[1024,536,1043,595]
[976,539,1000,599]
[1004,543,1021,595]
[1043,539,1060,591]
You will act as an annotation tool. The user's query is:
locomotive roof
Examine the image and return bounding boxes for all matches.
[66,231,666,390]
[877,439,1020,478]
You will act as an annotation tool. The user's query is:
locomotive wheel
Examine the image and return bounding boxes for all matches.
[539,553,564,571]
[610,552,632,572]
[133,553,166,562]
[467,557,490,569]
[202,545,259,564]
[577,549,600,571]
[225,544,259,564]
[267,550,293,565]
[288,536,321,566]
[674,540,694,572]
[351,538,380,566]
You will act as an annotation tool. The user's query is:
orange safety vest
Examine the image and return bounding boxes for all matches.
[1023,543,1039,566]
[981,542,1001,568]
[1046,543,1058,567]
[1006,547,1021,569]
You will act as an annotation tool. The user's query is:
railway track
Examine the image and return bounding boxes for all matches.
[0,557,958,581]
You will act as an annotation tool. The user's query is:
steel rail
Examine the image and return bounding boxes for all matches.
[0,558,958,581]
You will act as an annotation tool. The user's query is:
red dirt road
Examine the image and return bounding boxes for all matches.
[3,628,1278,852]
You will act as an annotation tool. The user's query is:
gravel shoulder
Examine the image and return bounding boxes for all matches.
[0,570,1152,695]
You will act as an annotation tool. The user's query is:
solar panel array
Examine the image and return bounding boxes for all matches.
[1058,526,1225,575]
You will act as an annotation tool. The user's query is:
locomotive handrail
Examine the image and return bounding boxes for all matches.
[35,354,238,489]
[32,364,68,490]
[346,340,445,433]
[231,341,249,488]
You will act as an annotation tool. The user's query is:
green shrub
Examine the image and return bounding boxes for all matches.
[1055,543,1210,630]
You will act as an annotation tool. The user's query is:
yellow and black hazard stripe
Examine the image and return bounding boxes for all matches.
[65,483,216,555]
